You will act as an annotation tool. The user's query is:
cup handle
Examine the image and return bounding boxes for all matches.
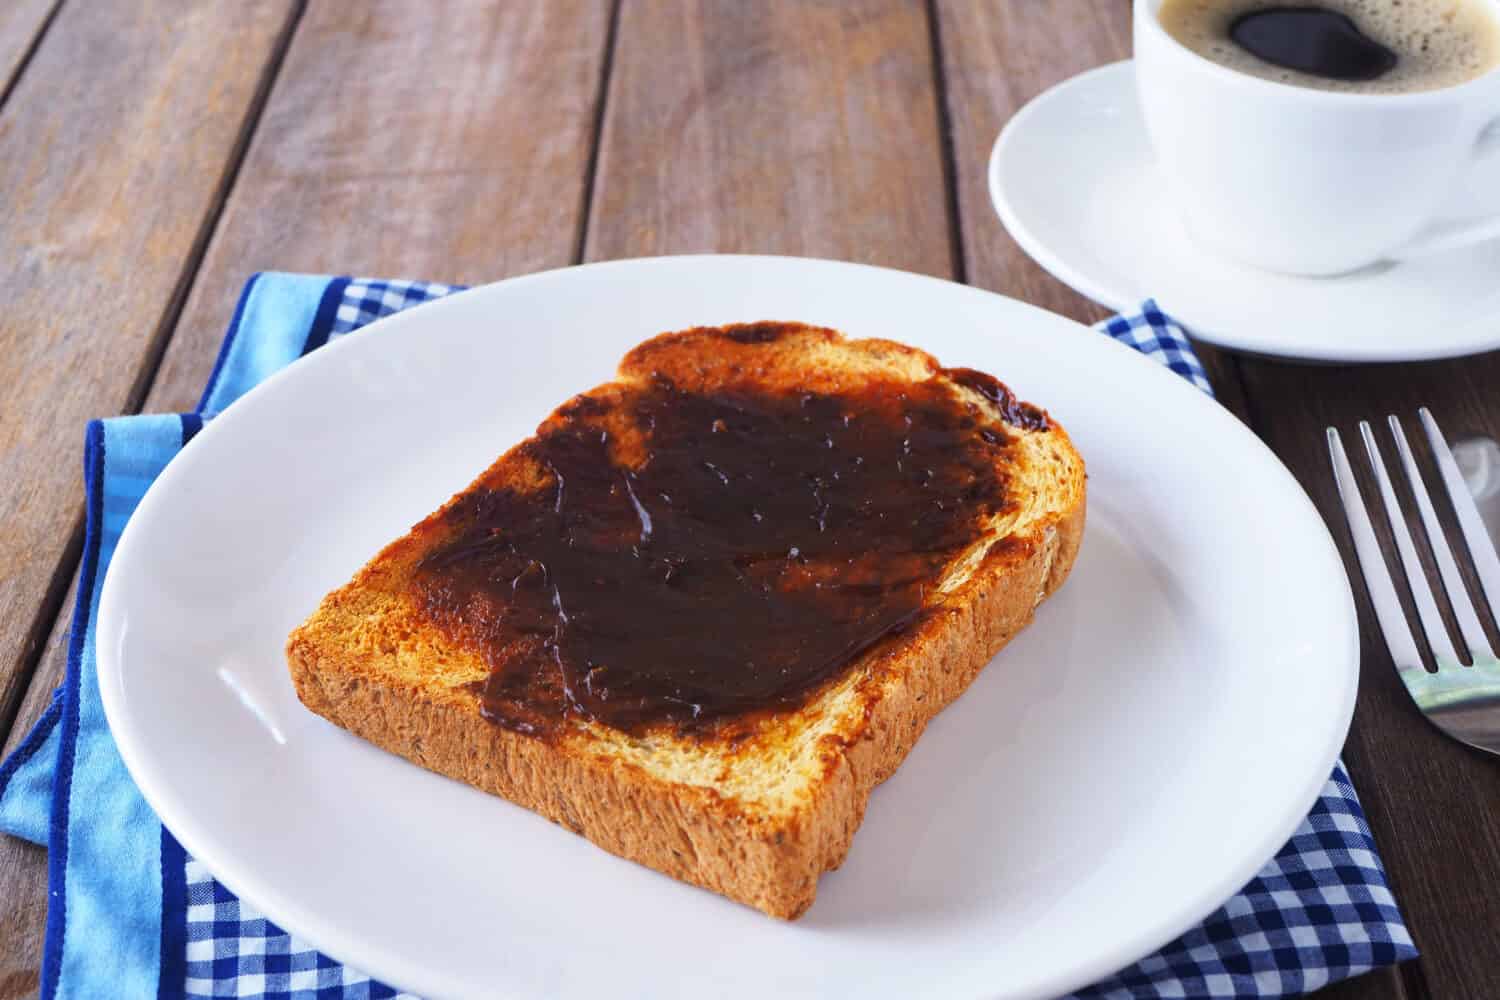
[1389,117,1500,260]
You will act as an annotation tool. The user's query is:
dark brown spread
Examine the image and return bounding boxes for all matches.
[414,356,1033,736]
[947,368,1050,432]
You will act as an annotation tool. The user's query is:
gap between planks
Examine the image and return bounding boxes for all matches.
[0,0,306,748]
[572,0,624,266]
[924,0,967,285]
[0,0,62,116]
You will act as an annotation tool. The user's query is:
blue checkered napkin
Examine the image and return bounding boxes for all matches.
[0,276,1414,1000]
[181,856,414,999]
[1097,298,1213,394]
[327,278,461,342]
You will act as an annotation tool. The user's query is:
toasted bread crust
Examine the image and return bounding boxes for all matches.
[286,322,1085,918]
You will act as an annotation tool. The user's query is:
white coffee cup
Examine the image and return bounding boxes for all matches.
[1134,0,1500,276]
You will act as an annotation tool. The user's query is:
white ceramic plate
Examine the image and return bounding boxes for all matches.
[989,61,1500,363]
[98,256,1358,1000]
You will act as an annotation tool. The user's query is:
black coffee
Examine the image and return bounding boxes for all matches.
[1158,0,1500,93]
[1229,7,1395,81]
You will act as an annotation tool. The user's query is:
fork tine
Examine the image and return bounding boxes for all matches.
[1327,428,1424,671]
[1389,415,1497,661]
[1420,408,1500,621]
[1359,421,1462,666]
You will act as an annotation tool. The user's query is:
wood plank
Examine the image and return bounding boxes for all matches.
[1237,352,1500,1000]
[931,0,1250,419]
[0,0,56,102]
[1319,970,1410,1000]
[585,0,951,275]
[0,0,613,979]
[933,3,1407,996]
[0,0,300,977]
[0,839,46,1000]
[145,0,614,415]
[0,0,299,740]
[933,0,1126,320]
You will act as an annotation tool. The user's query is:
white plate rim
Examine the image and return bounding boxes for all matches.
[96,254,1361,999]
[988,59,1500,363]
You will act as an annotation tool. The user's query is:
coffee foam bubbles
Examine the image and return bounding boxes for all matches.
[1159,0,1500,93]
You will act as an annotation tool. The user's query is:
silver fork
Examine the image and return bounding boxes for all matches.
[1327,409,1500,755]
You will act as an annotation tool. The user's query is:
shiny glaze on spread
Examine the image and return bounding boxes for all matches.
[414,352,1038,736]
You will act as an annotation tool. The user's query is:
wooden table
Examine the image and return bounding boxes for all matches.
[2,3,1498,997]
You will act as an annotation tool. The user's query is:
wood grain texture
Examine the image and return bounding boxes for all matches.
[585,0,952,275]
[933,0,1125,320]
[0,0,298,754]
[931,0,1250,419]
[1238,354,1500,1000]
[0,838,45,1000]
[144,0,613,415]
[0,0,614,978]
[0,0,55,102]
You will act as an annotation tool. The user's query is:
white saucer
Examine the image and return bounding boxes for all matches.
[989,61,1500,363]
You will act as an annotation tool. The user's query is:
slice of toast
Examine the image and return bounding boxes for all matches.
[286,321,1085,919]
